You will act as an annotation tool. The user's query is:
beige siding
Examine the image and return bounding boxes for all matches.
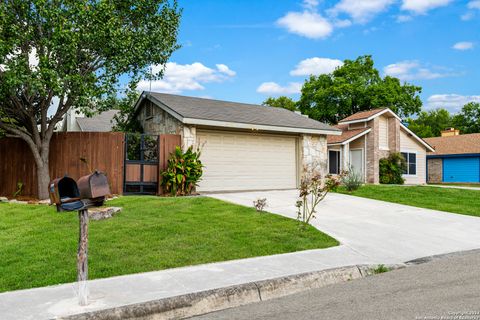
[400,129,426,184]
[348,122,366,129]
[379,116,389,150]
[349,135,365,149]
[196,130,298,192]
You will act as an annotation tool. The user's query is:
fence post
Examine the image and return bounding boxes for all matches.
[77,208,89,306]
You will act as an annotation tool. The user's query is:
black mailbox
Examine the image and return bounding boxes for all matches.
[48,176,85,212]
[77,171,111,207]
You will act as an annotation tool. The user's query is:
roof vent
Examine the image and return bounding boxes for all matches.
[294,111,309,118]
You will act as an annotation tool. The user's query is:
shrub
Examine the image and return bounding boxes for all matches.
[253,198,267,212]
[379,152,406,184]
[161,146,203,196]
[341,167,363,192]
[296,164,341,229]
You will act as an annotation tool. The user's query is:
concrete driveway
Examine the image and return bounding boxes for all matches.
[209,190,480,264]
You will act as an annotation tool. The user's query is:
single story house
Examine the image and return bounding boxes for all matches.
[425,132,480,183]
[133,92,341,192]
[58,108,119,132]
[327,108,434,184]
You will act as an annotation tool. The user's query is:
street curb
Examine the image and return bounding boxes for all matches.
[405,248,480,265]
[59,264,403,320]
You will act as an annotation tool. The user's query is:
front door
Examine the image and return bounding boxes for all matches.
[350,149,364,181]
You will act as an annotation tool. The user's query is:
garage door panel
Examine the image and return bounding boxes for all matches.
[197,130,297,192]
[443,157,480,183]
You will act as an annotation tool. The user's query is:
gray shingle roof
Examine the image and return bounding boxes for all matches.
[77,110,119,132]
[146,92,339,133]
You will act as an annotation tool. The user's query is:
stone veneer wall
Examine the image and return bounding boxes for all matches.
[182,125,197,149]
[138,100,183,135]
[427,158,442,183]
[301,134,327,177]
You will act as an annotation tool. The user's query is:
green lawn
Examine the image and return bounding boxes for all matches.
[0,196,337,293]
[335,185,480,217]
[429,183,480,188]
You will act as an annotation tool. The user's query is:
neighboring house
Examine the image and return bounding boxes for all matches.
[425,131,480,183]
[327,108,434,184]
[57,108,119,132]
[133,92,341,192]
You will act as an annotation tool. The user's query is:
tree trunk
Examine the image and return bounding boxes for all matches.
[36,163,51,200]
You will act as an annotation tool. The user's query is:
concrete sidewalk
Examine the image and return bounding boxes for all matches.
[424,184,480,191]
[1,192,480,319]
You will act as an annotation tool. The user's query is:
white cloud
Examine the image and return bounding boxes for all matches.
[216,64,236,76]
[329,0,395,23]
[302,0,319,10]
[137,62,235,94]
[426,94,480,112]
[468,0,480,9]
[256,82,302,95]
[396,14,413,22]
[277,11,333,39]
[290,57,343,76]
[401,0,452,14]
[461,11,475,20]
[452,41,474,50]
[383,60,454,81]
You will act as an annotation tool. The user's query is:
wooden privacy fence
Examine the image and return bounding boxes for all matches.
[0,132,181,198]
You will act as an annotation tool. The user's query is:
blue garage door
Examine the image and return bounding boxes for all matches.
[443,157,480,183]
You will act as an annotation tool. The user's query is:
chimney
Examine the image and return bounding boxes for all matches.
[440,128,460,137]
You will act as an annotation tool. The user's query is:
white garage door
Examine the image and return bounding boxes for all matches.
[196,130,298,192]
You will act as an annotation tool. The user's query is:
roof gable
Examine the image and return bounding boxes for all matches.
[338,108,401,125]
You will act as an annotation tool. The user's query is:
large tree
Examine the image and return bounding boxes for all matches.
[297,55,423,124]
[0,0,181,199]
[262,96,297,111]
[453,102,480,134]
[406,108,452,138]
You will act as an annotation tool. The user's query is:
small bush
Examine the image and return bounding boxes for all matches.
[373,264,389,274]
[296,164,341,229]
[161,146,203,196]
[379,152,406,184]
[253,198,267,212]
[341,168,363,192]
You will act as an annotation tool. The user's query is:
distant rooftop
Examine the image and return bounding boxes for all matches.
[424,133,480,155]
[76,110,119,132]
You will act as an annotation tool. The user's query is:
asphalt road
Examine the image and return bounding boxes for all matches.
[193,250,480,320]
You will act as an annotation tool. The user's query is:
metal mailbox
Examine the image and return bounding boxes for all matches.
[77,171,111,207]
[49,176,84,212]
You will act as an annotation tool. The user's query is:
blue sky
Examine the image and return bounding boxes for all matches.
[137,0,480,114]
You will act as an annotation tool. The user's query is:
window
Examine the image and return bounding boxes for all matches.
[145,104,153,119]
[329,150,341,174]
[401,152,416,175]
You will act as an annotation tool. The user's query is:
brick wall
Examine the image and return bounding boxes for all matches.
[427,158,442,183]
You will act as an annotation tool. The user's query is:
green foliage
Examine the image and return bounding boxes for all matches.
[379,153,406,184]
[406,108,453,138]
[341,168,363,191]
[297,55,422,124]
[452,102,480,134]
[262,96,297,111]
[13,181,23,198]
[373,264,390,274]
[0,0,181,198]
[161,146,203,196]
[111,90,144,133]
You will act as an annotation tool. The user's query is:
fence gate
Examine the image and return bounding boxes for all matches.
[124,134,159,195]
